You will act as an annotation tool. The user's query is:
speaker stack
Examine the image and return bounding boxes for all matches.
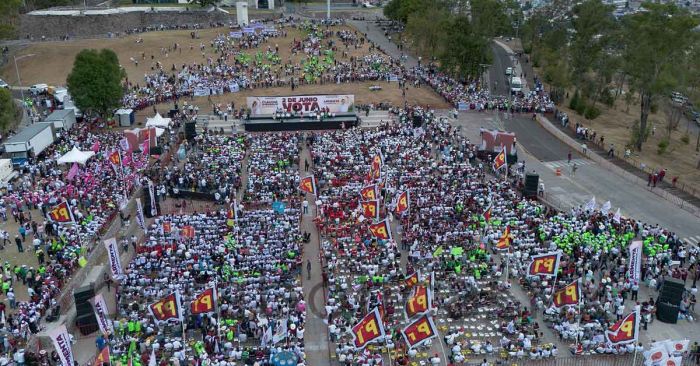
[74,284,99,335]
[523,173,539,198]
[656,279,685,324]
[185,121,197,140]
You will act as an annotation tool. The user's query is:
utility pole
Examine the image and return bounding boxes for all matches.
[13,53,36,104]
[327,0,330,19]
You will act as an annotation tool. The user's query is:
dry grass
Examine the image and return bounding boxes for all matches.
[558,100,700,192]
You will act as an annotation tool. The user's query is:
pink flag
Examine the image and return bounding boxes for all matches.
[141,139,150,155]
[91,141,100,153]
[66,163,80,181]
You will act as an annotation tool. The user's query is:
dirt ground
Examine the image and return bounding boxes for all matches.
[2,25,384,87]
[557,100,700,193]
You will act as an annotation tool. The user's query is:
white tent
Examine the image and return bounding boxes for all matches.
[57,147,95,165]
[145,113,172,128]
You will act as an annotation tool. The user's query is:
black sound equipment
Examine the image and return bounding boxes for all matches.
[656,279,685,324]
[168,109,178,118]
[412,115,423,128]
[76,313,99,335]
[185,121,197,140]
[150,146,162,155]
[523,173,539,197]
[656,302,679,324]
[73,285,95,304]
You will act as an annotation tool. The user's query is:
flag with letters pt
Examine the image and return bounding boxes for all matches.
[299,176,317,195]
[351,307,385,350]
[93,347,110,366]
[553,279,582,308]
[401,313,438,350]
[190,287,217,315]
[527,252,561,277]
[492,145,507,171]
[368,218,391,240]
[360,185,378,201]
[394,190,409,215]
[148,292,184,323]
[48,201,75,223]
[405,285,432,319]
[605,308,640,345]
[404,271,419,289]
[181,225,195,239]
[495,226,511,250]
[360,200,380,220]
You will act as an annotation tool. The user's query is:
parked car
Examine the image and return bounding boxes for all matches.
[29,83,48,95]
[505,67,514,76]
[0,79,8,89]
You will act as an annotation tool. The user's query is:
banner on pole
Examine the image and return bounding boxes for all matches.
[48,325,75,366]
[104,237,123,278]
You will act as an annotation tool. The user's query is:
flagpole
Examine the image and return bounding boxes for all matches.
[215,279,222,344]
[118,149,129,210]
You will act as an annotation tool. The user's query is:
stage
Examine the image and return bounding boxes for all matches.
[243,113,359,132]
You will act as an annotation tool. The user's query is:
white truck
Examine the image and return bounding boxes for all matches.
[510,76,523,95]
[3,124,56,166]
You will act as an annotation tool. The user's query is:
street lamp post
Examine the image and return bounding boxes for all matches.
[13,53,36,104]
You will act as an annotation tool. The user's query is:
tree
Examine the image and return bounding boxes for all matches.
[569,0,615,92]
[67,49,124,119]
[621,3,698,151]
[405,7,450,57]
[439,16,491,79]
[470,0,512,37]
[0,0,21,40]
[383,0,431,23]
[0,89,18,131]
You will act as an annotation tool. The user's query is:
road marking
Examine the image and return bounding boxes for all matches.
[683,236,700,245]
[542,158,595,170]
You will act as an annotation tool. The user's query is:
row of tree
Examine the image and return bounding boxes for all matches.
[383,0,521,80]
[522,1,699,151]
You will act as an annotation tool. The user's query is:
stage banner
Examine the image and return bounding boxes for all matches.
[247,94,355,115]
[104,237,123,278]
[48,325,75,366]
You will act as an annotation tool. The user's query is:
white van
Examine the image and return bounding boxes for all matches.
[510,76,523,94]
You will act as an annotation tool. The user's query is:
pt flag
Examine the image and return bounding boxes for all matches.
[148,292,183,323]
[48,324,75,366]
[299,176,317,195]
[351,307,386,350]
[492,145,507,171]
[404,271,419,289]
[104,237,123,278]
[92,293,114,335]
[368,218,392,240]
[360,185,378,200]
[401,314,438,350]
[405,285,432,319]
[553,279,581,308]
[628,240,642,286]
[394,190,409,215]
[190,288,217,315]
[360,200,380,220]
[181,225,195,239]
[48,201,74,223]
[605,308,640,345]
[93,347,110,366]
[527,252,561,277]
[495,226,511,250]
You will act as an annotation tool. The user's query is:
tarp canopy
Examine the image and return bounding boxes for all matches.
[57,147,95,165]
[145,113,172,128]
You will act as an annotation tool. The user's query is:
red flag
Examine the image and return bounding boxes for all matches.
[351,307,385,350]
[141,139,150,155]
[495,226,510,250]
[401,314,438,350]
[181,225,195,239]
[91,141,100,153]
[605,309,640,345]
[47,201,74,223]
[394,190,409,215]
[93,347,110,366]
[360,200,380,220]
[553,279,582,308]
[190,288,216,315]
[404,271,419,289]
[360,185,378,201]
[299,176,317,195]
[163,222,172,233]
[492,145,507,171]
[483,204,492,222]
[368,219,391,240]
[148,292,183,323]
[527,252,561,277]
[405,285,432,319]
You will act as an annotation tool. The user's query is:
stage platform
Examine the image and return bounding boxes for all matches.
[243,113,359,132]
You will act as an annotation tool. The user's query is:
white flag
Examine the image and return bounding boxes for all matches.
[613,208,621,224]
[104,237,123,278]
[149,347,157,366]
[48,325,75,366]
[272,319,288,344]
[92,293,114,335]
[600,201,611,215]
[148,179,157,216]
[584,197,596,212]
[261,324,273,347]
[628,240,643,286]
[135,198,147,233]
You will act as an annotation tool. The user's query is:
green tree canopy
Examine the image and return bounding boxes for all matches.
[621,3,698,150]
[0,89,19,131]
[0,0,22,40]
[67,49,125,119]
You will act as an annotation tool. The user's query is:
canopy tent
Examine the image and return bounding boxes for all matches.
[145,113,172,128]
[57,147,95,165]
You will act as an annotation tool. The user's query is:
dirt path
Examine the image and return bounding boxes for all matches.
[298,138,331,365]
